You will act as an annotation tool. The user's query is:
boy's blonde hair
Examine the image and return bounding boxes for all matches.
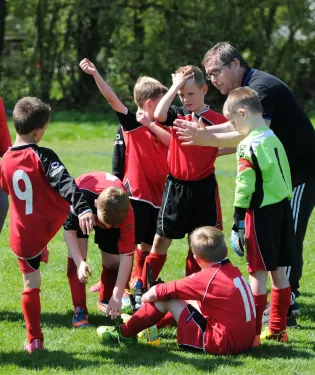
[224,87,262,116]
[133,76,168,108]
[97,187,130,226]
[176,65,206,87]
[190,226,227,263]
[13,97,51,135]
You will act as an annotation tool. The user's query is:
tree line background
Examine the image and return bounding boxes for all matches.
[1,0,315,113]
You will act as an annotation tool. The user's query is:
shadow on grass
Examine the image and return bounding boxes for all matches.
[0,310,113,329]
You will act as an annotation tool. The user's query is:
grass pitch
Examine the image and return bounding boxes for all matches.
[0,113,314,375]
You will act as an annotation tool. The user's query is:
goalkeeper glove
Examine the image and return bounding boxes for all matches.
[231,219,245,256]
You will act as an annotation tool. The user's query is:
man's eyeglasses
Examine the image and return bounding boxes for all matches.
[206,62,231,79]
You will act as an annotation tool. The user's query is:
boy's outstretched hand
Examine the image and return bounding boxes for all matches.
[77,261,92,284]
[79,58,97,75]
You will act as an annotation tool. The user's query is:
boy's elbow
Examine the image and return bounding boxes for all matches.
[154,110,167,122]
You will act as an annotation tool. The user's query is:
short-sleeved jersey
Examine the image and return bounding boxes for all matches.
[63,171,135,255]
[0,144,92,259]
[155,259,256,354]
[234,127,292,218]
[242,68,315,187]
[114,110,169,208]
[0,98,12,157]
[163,105,226,180]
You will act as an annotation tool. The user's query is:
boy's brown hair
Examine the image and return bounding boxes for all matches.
[97,187,130,226]
[223,87,262,116]
[176,65,206,87]
[190,226,227,263]
[133,77,168,108]
[13,97,51,135]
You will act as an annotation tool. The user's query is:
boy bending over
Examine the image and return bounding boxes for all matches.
[225,87,294,345]
[0,97,94,353]
[64,171,135,326]
[99,227,256,355]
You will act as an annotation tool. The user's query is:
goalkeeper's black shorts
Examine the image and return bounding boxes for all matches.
[245,198,295,272]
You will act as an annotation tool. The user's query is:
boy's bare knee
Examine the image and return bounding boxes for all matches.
[152,234,172,255]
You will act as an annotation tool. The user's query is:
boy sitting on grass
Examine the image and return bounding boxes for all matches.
[98,226,256,355]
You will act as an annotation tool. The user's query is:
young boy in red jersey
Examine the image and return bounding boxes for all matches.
[64,171,135,326]
[80,59,170,287]
[0,97,12,232]
[142,66,226,286]
[225,87,294,345]
[0,97,94,353]
[98,226,256,354]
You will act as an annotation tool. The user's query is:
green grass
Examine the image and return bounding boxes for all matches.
[0,113,315,374]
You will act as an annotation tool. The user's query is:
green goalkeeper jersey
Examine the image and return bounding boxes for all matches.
[234,126,292,210]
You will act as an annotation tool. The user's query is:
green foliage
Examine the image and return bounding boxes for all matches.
[0,113,314,374]
[1,1,315,111]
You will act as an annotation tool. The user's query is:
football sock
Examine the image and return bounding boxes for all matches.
[131,248,148,280]
[67,257,87,310]
[185,249,201,276]
[253,293,267,335]
[99,266,119,302]
[269,286,291,333]
[121,302,166,337]
[22,288,43,343]
[156,311,176,329]
[141,253,167,289]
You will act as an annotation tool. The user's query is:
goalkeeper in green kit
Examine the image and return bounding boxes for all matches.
[222,87,295,347]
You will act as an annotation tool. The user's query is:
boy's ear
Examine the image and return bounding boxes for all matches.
[238,108,247,118]
[145,99,152,108]
[202,84,208,96]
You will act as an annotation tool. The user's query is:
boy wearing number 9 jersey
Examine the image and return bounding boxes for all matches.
[0,97,94,353]
[99,227,256,355]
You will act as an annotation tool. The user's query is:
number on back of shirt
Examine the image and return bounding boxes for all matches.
[13,170,33,215]
[233,276,256,322]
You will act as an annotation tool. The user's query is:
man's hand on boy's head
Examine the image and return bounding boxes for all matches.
[78,211,95,235]
[79,58,97,76]
[171,68,194,89]
[141,285,157,303]
[77,261,92,284]
[136,110,151,127]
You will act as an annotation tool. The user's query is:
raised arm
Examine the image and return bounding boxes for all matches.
[79,58,126,114]
[154,69,193,122]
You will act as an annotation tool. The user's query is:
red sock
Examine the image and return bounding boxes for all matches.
[269,286,291,333]
[156,311,176,329]
[141,253,167,289]
[131,248,148,279]
[185,249,201,276]
[67,257,87,310]
[253,293,267,335]
[22,288,43,343]
[121,303,166,337]
[99,266,118,302]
